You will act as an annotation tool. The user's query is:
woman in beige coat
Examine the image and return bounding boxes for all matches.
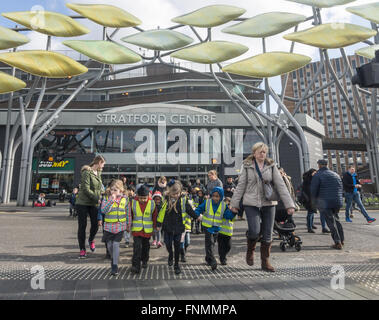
[230,142,295,272]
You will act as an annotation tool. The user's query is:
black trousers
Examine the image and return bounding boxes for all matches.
[164,232,181,265]
[132,236,150,270]
[204,229,218,264]
[218,233,232,261]
[76,204,99,251]
[320,208,344,244]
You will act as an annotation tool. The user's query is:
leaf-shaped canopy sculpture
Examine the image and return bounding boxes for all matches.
[63,40,141,65]
[66,3,142,28]
[286,0,356,8]
[0,51,88,78]
[222,12,306,38]
[171,41,248,64]
[2,11,89,37]
[355,44,379,59]
[283,23,377,49]
[0,26,30,50]
[223,52,312,78]
[172,5,246,28]
[122,30,194,51]
[347,3,379,24]
[0,71,26,94]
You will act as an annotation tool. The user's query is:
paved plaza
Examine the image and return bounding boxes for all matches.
[0,203,378,300]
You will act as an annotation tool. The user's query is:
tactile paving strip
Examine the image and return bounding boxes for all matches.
[0,263,378,292]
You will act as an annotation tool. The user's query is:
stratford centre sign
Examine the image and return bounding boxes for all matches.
[96,113,217,126]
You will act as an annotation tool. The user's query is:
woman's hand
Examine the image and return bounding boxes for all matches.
[287,208,295,215]
[230,207,239,214]
[98,220,102,227]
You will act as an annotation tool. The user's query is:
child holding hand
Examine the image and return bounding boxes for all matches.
[98,180,131,276]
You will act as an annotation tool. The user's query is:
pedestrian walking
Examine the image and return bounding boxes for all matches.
[123,186,135,248]
[230,142,295,272]
[218,197,236,265]
[206,170,223,196]
[194,178,205,193]
[276,167,298,227]
[130,185,158,274]
[224,177,236,198]
[157,182,199,274]
[195,186,235,271]
[98,180,132,276]
[343,165,376,224]
[153,176,167,194]
[75,155,106,259]
[311,159,345,250]
[69,187,78,217]
[152,191,163,248]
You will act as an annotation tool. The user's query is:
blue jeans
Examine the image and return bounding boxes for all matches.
[319,211,327,230]
[180,232,190,249]
[306,211,315,230]
[345,192,370,220]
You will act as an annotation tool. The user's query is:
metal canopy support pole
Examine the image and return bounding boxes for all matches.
[209,65,267,143]
[370,89,379,192]
[17,77,47,205]
[262,37,274,160]
[269,87,309,174]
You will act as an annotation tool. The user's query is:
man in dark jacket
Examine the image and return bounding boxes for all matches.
[223,177,236,198]
[342,165,376,223]
[311,160,344,249]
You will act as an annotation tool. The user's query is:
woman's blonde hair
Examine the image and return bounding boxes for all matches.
[105,179,125,196]
[245,142,273,164]
[208,170,217,177]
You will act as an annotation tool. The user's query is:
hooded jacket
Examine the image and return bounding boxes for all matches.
[195,187,235,234]
[231,158,295,210]
[76,165,103,206]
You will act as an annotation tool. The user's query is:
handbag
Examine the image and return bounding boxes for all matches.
[255,161,279,202]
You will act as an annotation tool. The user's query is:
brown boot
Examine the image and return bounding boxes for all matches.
[260,242,275,272]
[246,238,257,266]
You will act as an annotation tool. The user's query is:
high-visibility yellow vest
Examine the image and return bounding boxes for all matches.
[104,197,128,223]
[181,197,192,231]
[131,200,155,233]
[202,199,225,228]
[219,215,236,237]
[157,197,191,230]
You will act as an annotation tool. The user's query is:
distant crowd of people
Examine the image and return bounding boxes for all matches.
[69,142,376,277]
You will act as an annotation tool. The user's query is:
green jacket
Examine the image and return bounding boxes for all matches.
[76,166,103,206]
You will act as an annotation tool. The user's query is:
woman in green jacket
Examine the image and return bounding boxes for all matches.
[76,155,106,258]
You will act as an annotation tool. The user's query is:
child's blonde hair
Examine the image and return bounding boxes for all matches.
[105,179,125,196]
[166,182,182,213]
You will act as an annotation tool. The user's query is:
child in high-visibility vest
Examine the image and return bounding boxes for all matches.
[130,185,158,274]
[218,197,237,265]
[195,187,236,270]
[98,180,131,276]
[157,182,199,275]
[180,191,194,263]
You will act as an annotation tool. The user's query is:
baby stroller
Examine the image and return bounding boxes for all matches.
[274,210,302,252]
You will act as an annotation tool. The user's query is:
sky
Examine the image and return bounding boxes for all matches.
[0,0,377,108]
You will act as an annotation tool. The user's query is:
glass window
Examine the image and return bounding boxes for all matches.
[95,129,122,153]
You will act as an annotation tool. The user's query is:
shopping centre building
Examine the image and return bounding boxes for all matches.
[0,62,324,198]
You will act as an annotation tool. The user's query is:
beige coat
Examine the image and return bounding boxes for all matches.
[231,158,295,210]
